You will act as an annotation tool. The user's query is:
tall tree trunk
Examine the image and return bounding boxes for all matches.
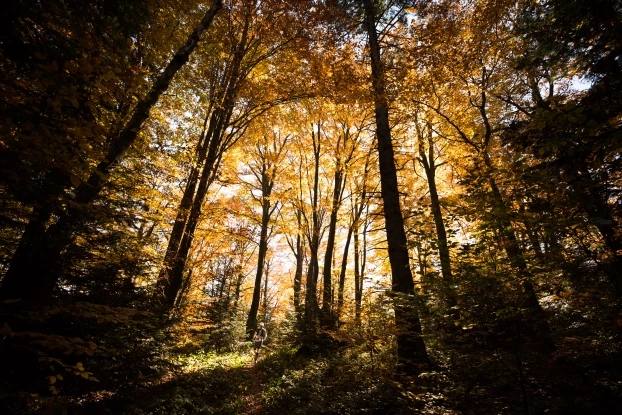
[0,203,53,300]
[246,195,272,335]
[321,168,345,325]
[262,263,269,324]
[416,125,457,309]
[304,244,320,332]
[165,122,227,304]
[569,161,622,290]
[304,126,322,333]
[353,224,363,326]
[246,131,287,334]
[286,208,305,318]
[293,212,304,316]
[336,220,353,327]
[362,0,428,373]
[0,0,224,301]
[484,154,542,310]
[474,83,552,349]
[157,109,215,298]
[340,179,368,327]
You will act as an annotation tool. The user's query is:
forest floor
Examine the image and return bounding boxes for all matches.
[69,334,622,415]
[71,340,462,415]
[2,305,622,415]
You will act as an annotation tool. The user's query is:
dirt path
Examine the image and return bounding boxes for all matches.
[239,358,268,414]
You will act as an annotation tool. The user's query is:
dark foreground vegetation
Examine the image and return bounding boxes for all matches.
[2,291,621,414]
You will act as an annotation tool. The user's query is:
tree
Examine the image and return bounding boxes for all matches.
[156,0,310,307]
[413,113,458,310]
[361,0,429,373]
[244,128,289,335]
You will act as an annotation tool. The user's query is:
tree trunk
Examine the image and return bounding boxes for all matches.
[157,109,215,298]
[362,0,428,373]
[304,126,322,333]
[321,167,345,325]
[484,154,555,351]
[262,264,269,324]
[293,243,303,315]
[569,162,622,290]
[417,125,457,308]
[246,192,272,336]
[336,220,353,327]
[0,203,53,300]
[286,207,305,318]
[354,221,363,326]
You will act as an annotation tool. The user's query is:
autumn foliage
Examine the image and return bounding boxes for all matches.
[1,0,621,413]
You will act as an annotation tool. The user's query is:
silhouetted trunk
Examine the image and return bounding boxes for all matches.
[0,167,68,300]
[157,109,214,299]
[336,221,353,327]
[353,223,363,326]
[262,266,269,324]
[0,203,53,300]
[321,168,345,325]
[304,126,322,333]
[233,271,244,308]
[416,123,457,309]
[484,154,555,351]
[473,84,551,345]
[362,0,428,373]
[166,118,228,304]
[0,0,223,301]
[246,132,287,333]
[290,209,304,316]
[246,193,272,335]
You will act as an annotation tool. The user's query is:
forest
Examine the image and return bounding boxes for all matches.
[1,0,621,413]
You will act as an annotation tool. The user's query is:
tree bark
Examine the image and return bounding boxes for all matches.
[353,219,363,326]
[286,208,305,317]
[336,219,353,327]
[304,126,322,333]
[246,180,273,335]
[362,0,429,373]
[157,109,214,298]
[321,167,345,325]
[416,124,457,309]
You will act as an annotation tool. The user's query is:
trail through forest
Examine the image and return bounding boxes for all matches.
[1,0,622,413]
